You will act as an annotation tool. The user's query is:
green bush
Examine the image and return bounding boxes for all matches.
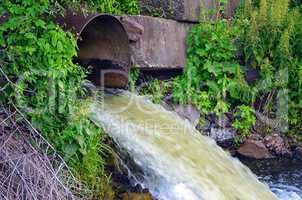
[172,19,253,115]
[232,105,256,139]
[0,0,140,197]
[236,0,302,134]
[58,0,140,14]
[171,0,302,137]
[129,68,140,91]
[140,79,171,104]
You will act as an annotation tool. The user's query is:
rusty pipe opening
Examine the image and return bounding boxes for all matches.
[58,11,131,88]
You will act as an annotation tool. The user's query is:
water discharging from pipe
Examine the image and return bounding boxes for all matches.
[89,90,277,200]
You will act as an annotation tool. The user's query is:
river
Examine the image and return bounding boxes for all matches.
[90,91,278,200]
[244,159,302,200]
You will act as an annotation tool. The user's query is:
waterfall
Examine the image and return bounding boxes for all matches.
[90,91,277,200]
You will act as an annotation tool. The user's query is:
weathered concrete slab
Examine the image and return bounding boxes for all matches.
[225,0,241,18]
[140,0,203,22]
[120,15,192,69]
[139,0,240,22]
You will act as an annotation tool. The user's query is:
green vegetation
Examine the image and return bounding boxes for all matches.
[172,19,251,115]
[140,79,171,104]
[0,0,139,198]
[58,0,140,14]
[0,0,301,198]
[129,68,140,91]
[236,0,302,135]
[233,105,256,139]
[140,0,301,140]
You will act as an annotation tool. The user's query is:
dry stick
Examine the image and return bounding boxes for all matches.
[263,90,275,115]
[0,66,14,86]
[0,117,74,199]
[0,83,9,92]
[0,111,73,199]
[0,64,90,199]
[0,128,18,152]
[0,111,17,126]
[13,108,79,199]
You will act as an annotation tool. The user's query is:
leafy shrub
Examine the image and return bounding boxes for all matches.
[173,19,252,115]
[58,0,140,14]
[236,0,302,133]
[0,0,139,197]
[140,79,171,104]
[232,105,256,138]
[170,0,302,138]
[129,68,140,91]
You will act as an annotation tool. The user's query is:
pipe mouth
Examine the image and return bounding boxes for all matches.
[75,14,131,88]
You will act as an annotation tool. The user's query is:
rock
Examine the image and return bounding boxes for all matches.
[122,192,153,200]
[196,118,212,132]
[293,147,302,161]
[264,134,291,156]
[286,135,299,149]
[161,101,174,111]
[174,104,200,127]
[140,0,240,22]
[120,15,191,69]
[245,67,261,83]
[208,128,236,147]
[120,17,144,42]
[249,134,263,141]
[214,114,232,128]
[254,111,288,133]
[238,139,272,159]
[0,13,9,26]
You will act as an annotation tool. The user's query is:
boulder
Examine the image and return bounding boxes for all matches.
[249,134,263,141]
[196,118,212,132]
[264,134,291,156]
[120,15,191,69]
[214,114,232,128]
[238,139,272,159]
[174,104,200,127]
[140,0,240,22]
[208,128,236,147]
[293,147,302,161]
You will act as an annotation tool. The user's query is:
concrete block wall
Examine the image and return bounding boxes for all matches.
[120,0,240,69]
[139,0,240,22]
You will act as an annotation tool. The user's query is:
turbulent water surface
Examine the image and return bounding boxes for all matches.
[265,170,302,200]
[90,91,278,200]
[244,159,302,200]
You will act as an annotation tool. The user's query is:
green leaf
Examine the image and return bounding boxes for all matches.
[207,80,220,94]
[35,19,46,28]
[63,143,78,160]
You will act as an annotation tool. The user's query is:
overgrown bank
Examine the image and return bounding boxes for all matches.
[0,0,139,198]
[135,0,302,158]
[0,0,301,199]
